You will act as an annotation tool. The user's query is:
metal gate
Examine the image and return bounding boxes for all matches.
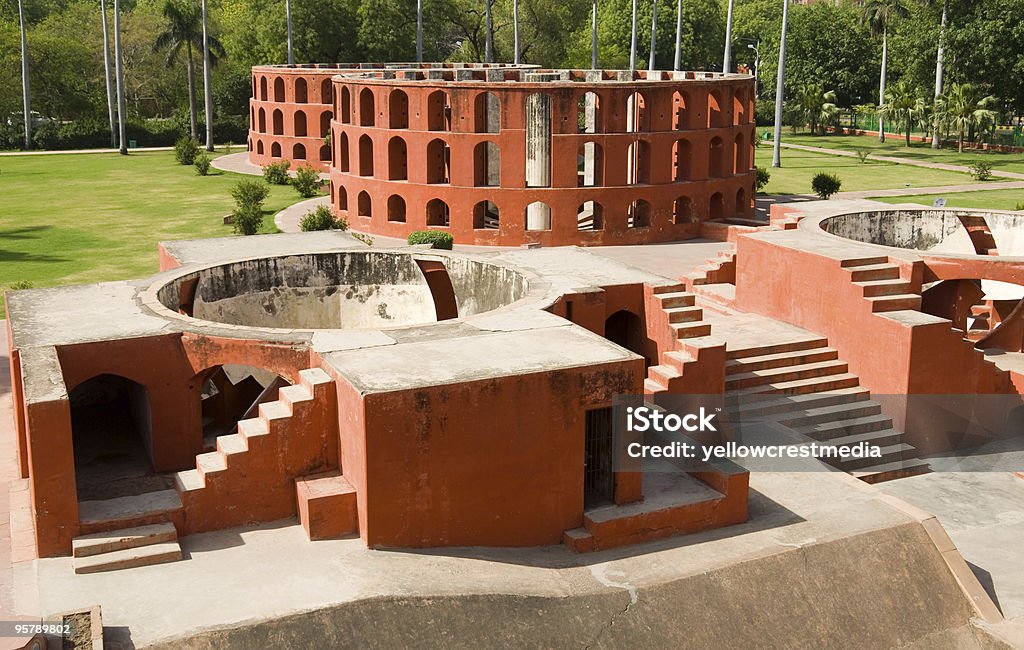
[584,407,614,507]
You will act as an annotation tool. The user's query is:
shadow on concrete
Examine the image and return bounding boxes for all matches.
[967,560,1004,616]
[102,625,136,650]
[754,194,817,220]
[377,486,805,569]
[179,518,298,557]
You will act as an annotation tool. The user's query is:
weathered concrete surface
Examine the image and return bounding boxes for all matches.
[10,472,995,649]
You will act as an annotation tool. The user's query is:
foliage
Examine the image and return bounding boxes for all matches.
[351,231,374,247]
[795,83,838,135]
[292,164,322,198]
[231,204,263,235]
[263,160,291,185]
[755,166,770,192]
[856,149,871,164]
[299,204,348,231]
[968,160,993,181]
[407,229,454,249]
[174,136,201,165]
[9,281,33,290]
[231,179,270,209]
[937,83,999,153]
[811,172,842,199]
[879,78,926,146]
[194,152,211,175]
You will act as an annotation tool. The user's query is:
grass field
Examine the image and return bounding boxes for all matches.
[0,150,309,315]
[757,144,996,195]
[781,132,1024,175]
[874,188,1024,211]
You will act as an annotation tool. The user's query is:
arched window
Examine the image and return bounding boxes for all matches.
[319,144,331,162]
[321,78,333,104]
[708,137,725,178]
[359,88,375,127]
[426,199,450,226]
[340,87,351,124]
[733,88,746,126]
[672,91,689,130]
[272,109,283,135]
[357,191,371,217]
[628,199,651,228]
[709,192,725,220]
[387,195,406,222]
[388,136,407,180]
[295,77,308,103]
[673,196,694,224]
[427,90,451,131]
[577,201,604,231]
[273,77,285,102]
[271,142,281,157]
[734,132,749,174]
[707,90,724,128]
[473,200,499,229]
[673,139,692,181]
[474,92,500,133]
[320,111,332,137]
[474,142,500,187]
[389,89,409,129]
[426,139,450,184]
[525,201,551,231]
[627,140,651,184]
[358,135,374,177]
[736,187,749,217]
[338,133,349,172]
[626,91,650,133]
[294,111,307,137]
[257,140,264,154]
[578,142,603,187]
[578,92,602,134]
[260,76,268,101]
[258,108,266,133]
[293,143,306,160]
[336,186,348,213]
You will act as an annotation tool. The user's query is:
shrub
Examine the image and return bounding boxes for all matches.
[811,172,842,199]
[292,164,322,198]
[351,232,374,247]
[231,204,263,236]
[231,179,270,209]
[174,136,201,165]
[969,160,993,181]
[855,149,871,164]
[407,230,454,250]
[9,280,33,290]
[263,160,291,185]
[194,152,212,176]
[1015,202,1024,212]
[755,166,770,192]
[300,205,348,231]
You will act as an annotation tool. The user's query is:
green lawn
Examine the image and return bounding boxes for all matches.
[0,150,308,316]
[874,188,1024,211]
[758,145,993,195]
[781,132,1024,176]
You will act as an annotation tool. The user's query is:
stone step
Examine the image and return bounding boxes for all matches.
[663,350,695,373]
[196,451,227,477]
[794,414,893,440]
[665,306,704,323]
[651,283,689,295]
[656,291,696,309]
[78,489,183,536]
[73,541,183,575]
[852,459,931,484]
[813,427,905,451]
[848,263,901,282]
[841,256,889,268]
[868,294,921,312]
[856,279,914,297]
[725,347,839,374]
[672,322,712,339]
[648,364,681,389]
[643,378,664,394]
[728,388,870,416]
[777,400,882,427]
[72,522,178,558]
[726,373,860,398]
[725,360,850,390]
[835,443,917,471]
[726,337,829,360]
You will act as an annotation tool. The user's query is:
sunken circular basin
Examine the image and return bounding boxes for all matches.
[156,250,529,329]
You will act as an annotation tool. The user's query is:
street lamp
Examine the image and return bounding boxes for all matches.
[747,41,761,97]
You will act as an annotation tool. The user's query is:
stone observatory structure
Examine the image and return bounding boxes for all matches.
[249,63,757,246]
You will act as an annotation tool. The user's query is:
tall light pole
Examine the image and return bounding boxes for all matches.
[648,0,658,71]
[416,0,423,62]
[591,0,598,69]
[285,0,294,65]
[722,0,734,73]
[747,40,760,97]
[201,0,214,151]
[673,0,683,71]
[772,0,789,168]
[628,0,638,70]
[513,0,520,64]
[100,0,117,148]
[17,0,31,149]
[931,0,948,149]
[114,0,127,155]
[484,0,493,63]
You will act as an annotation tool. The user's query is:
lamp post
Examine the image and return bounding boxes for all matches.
[747,40,760,97]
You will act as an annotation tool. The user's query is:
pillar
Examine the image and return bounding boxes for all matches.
[525,73,559,230]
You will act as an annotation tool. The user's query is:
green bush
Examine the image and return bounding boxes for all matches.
[755,166,770,192]
[9,280,33,290]
[194,152,212,176]
[1015,202,1024,212]
[811,172,842,200]
[231,204,264,236]
[855,149,871,164]
[174,137,201,165]
[263,160,291,185]
[407,230,454,250]
[231,179,270,209]
[299,205,348,231]
[351,231,374,247]
[969,160,993,181]
[292,164,322,198]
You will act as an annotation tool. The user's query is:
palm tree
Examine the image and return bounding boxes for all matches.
[796,83,838,135]
[938,83,998,153]
[879,78,925,146]
[861,0,910,143]
[154,0,224,141]
[17,0,31,149]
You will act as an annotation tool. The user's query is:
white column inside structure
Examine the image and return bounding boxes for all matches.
[525,73,560,231]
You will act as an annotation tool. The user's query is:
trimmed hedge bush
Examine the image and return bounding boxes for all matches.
[174,137,200,165]
[194,152,212,175]
[0,115,248,152]
[231,179,270,208]
[263,160,291,185]
[407,230,454,250]
[811,172,842,199]
[292,164,322,198]
[300,205,348,231]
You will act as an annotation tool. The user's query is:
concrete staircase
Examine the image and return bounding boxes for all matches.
[642,284,716,396]
[842,257,922,313]
[71,522,181,574]
[724,338,930,483]
[682,247,737,290]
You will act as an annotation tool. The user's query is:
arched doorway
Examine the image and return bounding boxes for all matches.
[604,309,652,367]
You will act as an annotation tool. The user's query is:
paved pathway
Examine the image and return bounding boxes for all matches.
[212,152,329,180]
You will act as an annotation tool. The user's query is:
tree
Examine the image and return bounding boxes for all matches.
[879,78,925,146]
[938,82,997,153]
[154,0,224,140]
[796,83,838,135]
[861,0,910,142]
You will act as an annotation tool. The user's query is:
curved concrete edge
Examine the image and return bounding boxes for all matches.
[139,522,986,650]
[210,152,263,176]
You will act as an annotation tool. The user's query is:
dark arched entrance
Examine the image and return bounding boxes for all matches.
[603,309,652,367]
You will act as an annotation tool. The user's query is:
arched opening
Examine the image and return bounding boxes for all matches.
[319,144,331,162]
[708,90,724,128]
[257,140,264,154]
[734,132,749,174]
[271,142,281,157]
[628,199,651,228]
[473,200,500,229]
[258,108,266,133]
[70,374,156,502]
[735,187,748,217]
[673,139,692,181]
[250,106,255,128]
[295,77,308,103]
[336,186,348,213]
[578,142,603,187]
[626,91,650,133]
[247,137,252,152]
[321,78,333,104]
[272,109,284,135]
[293,143,306,160]
[674,196,694,223]
[273,77,285,102]
[294,111,307,137]
[388,136,408,180]
[474,92,500,133]
[320,110,331,137]
[474,141,500,187]
[709,137,725,178]
[733,89,745,126]
[426,198,450,227]
[672,91,689,129]
[577,201,604,231]
[358,135,374,177]
[426,138,450,184]
[196,365,289,448]
[338,133,349,172]
[603,310,652,366]
[578,91,602,134]
[260,76,267,101]
[710,192,725,220]
[340,87,351,123]
[357,191,372,217]
[252,75,257,98]
[359,88,375,127]
[525,93,551,190]
[387,195,407,222]
[627,140,651,184]
[427,90,451,131]
[526,201,551,231]
[389,89,409,129]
